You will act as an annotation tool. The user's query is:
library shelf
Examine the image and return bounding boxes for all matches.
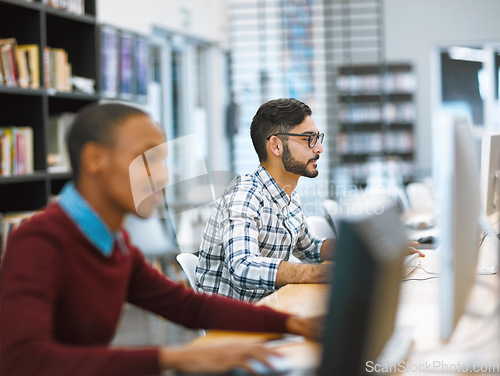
[0,0,98,215]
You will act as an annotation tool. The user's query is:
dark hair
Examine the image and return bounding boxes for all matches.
[67,102,148,183]
[250,98,312,162]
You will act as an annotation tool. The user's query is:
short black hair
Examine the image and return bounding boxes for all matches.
[250,98,312,163]
[67,102,148,183]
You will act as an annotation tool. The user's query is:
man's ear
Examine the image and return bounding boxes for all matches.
[267,135,282,158]
[80,142,107,176]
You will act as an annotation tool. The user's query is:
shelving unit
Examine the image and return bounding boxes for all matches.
[0,0,99,213]
[333,63,416,187]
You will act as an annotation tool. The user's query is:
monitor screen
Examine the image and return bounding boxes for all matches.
[480,131,500,225]
[318,198,407,376]
[433,111,481,342]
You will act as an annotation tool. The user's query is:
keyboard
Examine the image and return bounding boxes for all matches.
[402,253,421,278]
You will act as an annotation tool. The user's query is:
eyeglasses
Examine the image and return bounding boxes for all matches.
[267,132,325,149]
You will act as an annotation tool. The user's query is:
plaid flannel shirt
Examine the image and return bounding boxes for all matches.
[196,165,324,302]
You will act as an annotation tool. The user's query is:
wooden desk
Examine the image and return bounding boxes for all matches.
[188,284,328,369]
[188,238,500,373]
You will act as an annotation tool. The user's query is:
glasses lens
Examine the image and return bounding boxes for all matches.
[309,134,316,148]
[318,133,324,145]
[309,133,324,148]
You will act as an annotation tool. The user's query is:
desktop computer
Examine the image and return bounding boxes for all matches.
[433,111,482,342]
[319,198,408,376]
[480,131,500,231]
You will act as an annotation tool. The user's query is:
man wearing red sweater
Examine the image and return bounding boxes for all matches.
[0,103,320,376]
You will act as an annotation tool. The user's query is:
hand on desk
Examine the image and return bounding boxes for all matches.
[285,315,324,341]
[159,342,285,374]
[408,241,425,258]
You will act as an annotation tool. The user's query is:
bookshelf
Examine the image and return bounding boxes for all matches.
[334,63,416,188]
[100,24,149,104]
[0,0,99,213]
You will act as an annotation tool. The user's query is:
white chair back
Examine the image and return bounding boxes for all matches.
[321,199,340,237]
[406,182,435,208]
[305,216,336,239]
[176,253,199,290]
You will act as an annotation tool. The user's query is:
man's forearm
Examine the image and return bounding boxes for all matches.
[275,261,331,288]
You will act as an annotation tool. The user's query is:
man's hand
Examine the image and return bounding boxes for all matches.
[159,342,284,373]
[408,241,425,257]
[285,315,324,341]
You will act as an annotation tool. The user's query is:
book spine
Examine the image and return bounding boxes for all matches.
[11,128,17,176]
[43,47,52,89]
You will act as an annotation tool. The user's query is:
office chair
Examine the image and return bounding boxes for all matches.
[305,216,336,239]
[406,181,435,208]
[176,253,199,290]
[321,199,340,238]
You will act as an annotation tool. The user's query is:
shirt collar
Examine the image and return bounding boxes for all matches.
[58,182,118,257]
[255,165,295,210]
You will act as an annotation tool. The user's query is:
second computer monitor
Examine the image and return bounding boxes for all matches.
[480,131,500,225]
[434,112,481,342]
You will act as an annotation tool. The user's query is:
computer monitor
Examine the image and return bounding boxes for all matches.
[480,131,500,225]
[433,112,481,342]
[319,198,408,376]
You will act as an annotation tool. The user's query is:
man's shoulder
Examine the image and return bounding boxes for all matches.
[221,170,264,197]
[8,204,73,242]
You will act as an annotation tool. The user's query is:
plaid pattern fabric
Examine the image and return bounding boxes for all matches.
[196,165,323,302]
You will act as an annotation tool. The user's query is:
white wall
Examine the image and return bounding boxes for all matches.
[98,0,228,44]
[385,0,500,176]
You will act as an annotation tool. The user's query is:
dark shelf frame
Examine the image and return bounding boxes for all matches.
[0,0,99,213]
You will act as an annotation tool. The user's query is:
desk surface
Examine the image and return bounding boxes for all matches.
[189,237,500,374]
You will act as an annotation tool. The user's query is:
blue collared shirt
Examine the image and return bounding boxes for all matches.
[59,183,124,257]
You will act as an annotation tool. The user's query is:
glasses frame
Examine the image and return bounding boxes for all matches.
[267,132,324,149]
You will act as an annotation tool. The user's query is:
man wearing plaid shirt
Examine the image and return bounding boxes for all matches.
[196,98,334,302]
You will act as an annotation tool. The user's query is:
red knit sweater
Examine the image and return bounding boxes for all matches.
[0,204,290,376]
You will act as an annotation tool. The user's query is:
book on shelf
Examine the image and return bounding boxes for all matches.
[47,113,75,173]
[1,211,38,263]
[135,36,149,99]
[44,46,72,93]
[17,44,40,89]
[0,39,40,90]
[119,32,134,99]
[0,126,34,176]
[0,38,19,87]
[101,26,119,98]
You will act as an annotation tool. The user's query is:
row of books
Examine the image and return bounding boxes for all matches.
[337,72,416,94]
[0,39,40,89]
[101,26,149,100]
[0,126,34,177]
[42,0,85,16]
[336,131,414,155]
[338,102,415,124]
[333,160,415,186]
[44,46,72,92]
[0,38,74,93]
